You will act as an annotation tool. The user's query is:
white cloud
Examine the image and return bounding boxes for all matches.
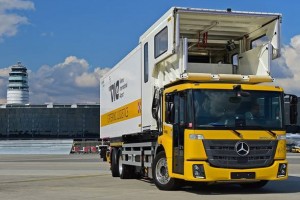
[0,67,10,77]
[272,35,300,95]
[0,57,110,104]
[75,72,99,88]
[75,68,110,88]
[0,0,34,40]
[0,0,34,11]
[28,56,110,104]
[0,67,10,104]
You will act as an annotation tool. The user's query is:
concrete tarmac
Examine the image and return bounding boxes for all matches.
[0,154,299,200]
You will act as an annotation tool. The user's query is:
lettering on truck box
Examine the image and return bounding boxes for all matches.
[101,99,141,127]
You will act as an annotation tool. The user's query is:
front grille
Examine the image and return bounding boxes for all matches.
[203,140,278,169]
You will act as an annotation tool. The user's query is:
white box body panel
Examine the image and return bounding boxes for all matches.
[100,46,142,139]
[100,7,282,139]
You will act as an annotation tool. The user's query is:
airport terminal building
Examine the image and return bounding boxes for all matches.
[0,104,100,140]
[0,62,100,141]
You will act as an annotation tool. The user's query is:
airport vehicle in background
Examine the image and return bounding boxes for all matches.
[291,145,300,153]
[286,143,295,152]
[100,7,298,190]
[97,144,108,161]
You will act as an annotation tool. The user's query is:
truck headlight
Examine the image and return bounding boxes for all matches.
[277,163,287,177]
[193,164,206,179]
[189,134,204,140]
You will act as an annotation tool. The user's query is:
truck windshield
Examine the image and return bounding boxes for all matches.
[193,90,283,130]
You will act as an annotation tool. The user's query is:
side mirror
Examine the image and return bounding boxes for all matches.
[289,95,298,125]
[152,88,161,120]
[232,84,250,98]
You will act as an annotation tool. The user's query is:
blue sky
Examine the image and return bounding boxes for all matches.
[1,0,300,103]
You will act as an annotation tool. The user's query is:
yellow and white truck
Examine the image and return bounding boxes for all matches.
[100,7,298,190]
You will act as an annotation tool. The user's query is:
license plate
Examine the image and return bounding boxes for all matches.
[231,172,255,179]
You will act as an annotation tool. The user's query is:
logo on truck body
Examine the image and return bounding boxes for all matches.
[109,80,119,102]
[235,141,250,156]
[109,78,128,102]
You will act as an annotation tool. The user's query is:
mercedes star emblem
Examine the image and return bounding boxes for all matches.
[235,141,250,156]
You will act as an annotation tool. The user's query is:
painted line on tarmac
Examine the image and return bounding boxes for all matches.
[0,173,111,184]
[289,174,300,177]
[287,157,300,159]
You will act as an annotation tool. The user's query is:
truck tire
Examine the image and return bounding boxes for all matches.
[240,180,268,189]
[100,148,107,161]
[111,148,120,177]
[152,151,181,190]
[118,149,134,179]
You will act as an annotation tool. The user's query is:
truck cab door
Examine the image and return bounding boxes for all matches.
[172,92,185,175]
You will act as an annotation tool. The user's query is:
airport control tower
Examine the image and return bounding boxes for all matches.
[7,62,29,104]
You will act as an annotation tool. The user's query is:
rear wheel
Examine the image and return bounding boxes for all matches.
[152,151,181,190]
[240,180,268,189]
[100,147,107,161]
[118,149,135,179]
[111,148,120,177]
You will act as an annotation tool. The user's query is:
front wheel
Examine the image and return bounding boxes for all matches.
[152,151,181,190]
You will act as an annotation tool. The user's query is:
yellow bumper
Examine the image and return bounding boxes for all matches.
[183,160,288,182]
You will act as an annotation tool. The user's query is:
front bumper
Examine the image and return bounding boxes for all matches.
[183,160,288,182]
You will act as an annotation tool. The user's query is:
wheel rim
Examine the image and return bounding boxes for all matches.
[118,152,123,175]
[155,157,170,185]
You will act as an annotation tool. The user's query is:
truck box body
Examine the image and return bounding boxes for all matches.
[101,7,281,139]
[100,46,142,138]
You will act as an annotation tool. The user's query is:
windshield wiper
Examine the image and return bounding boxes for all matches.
[267,130,277,138]
[232,129,243,139]
[208,124,244,139]
[217,126,244,139]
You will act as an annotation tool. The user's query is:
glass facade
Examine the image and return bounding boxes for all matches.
[0,104,99,139]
